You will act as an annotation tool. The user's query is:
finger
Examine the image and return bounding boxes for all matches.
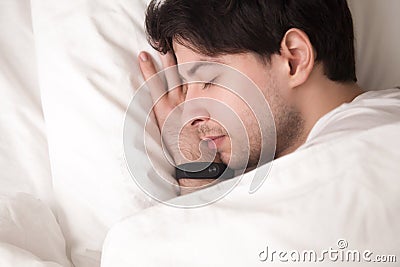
[139,52,157,81]
[197,139,218,162]
[138,52,168,105]
[160,52,184,105]
[160,51,177,69]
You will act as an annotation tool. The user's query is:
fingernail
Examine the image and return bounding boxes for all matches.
[139,52,148,62]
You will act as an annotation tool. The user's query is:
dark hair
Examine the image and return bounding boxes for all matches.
[145,0,357,82]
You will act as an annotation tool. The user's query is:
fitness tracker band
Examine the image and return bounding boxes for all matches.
[175,162,235,180]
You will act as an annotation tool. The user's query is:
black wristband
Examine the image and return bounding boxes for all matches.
[175,162,235,180]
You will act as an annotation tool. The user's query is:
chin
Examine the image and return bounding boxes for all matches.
[221,152,249,171]
[221,149,262,171]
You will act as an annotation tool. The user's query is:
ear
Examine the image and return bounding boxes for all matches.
[280,28,315,88]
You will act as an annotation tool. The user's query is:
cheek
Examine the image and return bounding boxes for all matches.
[206,92,263,169]
[207,92,248,132]
[207,87,259,130]
[208,88,248,116]
[211,95,260,145]
[206,86,262,136]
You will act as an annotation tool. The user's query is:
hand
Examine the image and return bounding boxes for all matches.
[138,51,218,192]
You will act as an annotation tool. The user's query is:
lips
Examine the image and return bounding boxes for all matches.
[203,135,226,150]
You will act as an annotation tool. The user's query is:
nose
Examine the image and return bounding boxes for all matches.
[181,83,210,127]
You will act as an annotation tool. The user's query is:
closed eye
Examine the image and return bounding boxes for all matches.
[202,82,212,89]
[182,83,188,95]
[202,78,217,90]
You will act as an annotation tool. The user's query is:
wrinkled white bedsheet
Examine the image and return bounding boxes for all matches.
[0,193,71,267]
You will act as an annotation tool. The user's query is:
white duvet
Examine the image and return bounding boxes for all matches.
[1,0,400,266]
[102,121,400,266]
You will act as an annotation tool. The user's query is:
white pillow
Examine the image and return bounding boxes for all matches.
[348,0,400,90]
[0,0,54,208]
[31,0,176,265]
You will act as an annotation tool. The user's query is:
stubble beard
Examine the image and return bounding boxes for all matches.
[266,77,305,158]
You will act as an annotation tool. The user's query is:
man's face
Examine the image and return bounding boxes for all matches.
[174,42,300,169]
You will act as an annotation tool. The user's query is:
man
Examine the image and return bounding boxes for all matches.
[138,0,399,194]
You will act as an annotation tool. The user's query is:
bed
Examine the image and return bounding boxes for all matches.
[0,0,399,266]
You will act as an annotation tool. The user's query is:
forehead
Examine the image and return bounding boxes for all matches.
[172,41,222,63]
[172,40,269,67]
[172,41,230,80]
